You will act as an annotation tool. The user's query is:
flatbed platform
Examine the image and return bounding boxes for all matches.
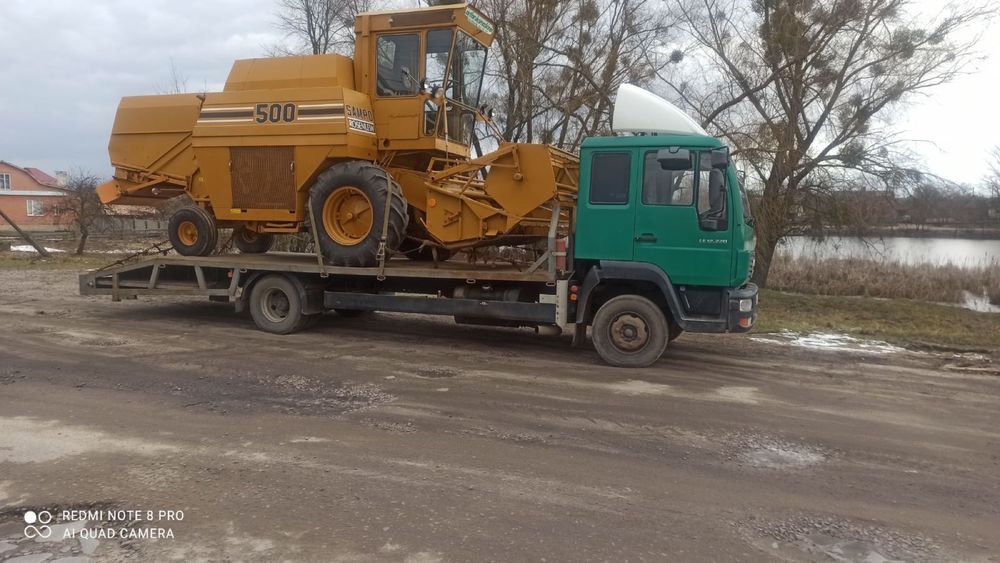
[80,252,560,301]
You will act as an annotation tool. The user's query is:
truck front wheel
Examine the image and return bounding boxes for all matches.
[592,295,669,368]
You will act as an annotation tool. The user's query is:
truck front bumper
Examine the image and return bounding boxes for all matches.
[726,283,759,333]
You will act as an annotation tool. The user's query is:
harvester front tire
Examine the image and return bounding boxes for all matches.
[169,206,218,256]
[234,226,274,254]
[309,162,408,267]
[592,295,669,368]
[249,275,314,334]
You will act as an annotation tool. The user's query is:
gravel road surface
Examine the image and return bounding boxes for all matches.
[0,266,998,562]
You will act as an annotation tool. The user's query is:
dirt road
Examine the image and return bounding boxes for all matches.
[0,265,998,562]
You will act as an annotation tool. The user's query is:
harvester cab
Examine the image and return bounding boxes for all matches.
[353,4,496,165]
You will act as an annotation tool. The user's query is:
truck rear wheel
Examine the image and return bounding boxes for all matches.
[309,161,408,267]
[169,206,218,256]
[234,226,274,254]
[248,274,315,334]
[592,295,669,368]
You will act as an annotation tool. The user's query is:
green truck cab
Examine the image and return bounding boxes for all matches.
[567,90,758,366]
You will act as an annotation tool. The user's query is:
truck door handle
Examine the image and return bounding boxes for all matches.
[635,233,657,243]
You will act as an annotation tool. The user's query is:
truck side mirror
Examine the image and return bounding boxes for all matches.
[710,149,730,169]
[657,148,691,171]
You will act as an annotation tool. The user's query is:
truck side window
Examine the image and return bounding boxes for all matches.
[377,34,420,97]
[696,151,728,231]
[589,152,631,205]
[642,151,693,206]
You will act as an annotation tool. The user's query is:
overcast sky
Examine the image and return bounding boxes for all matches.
[1,0,997,188]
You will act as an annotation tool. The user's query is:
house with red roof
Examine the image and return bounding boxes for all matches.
[0,161,70,231]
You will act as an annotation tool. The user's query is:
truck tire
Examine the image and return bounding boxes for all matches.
[169,206,218,256]
[234,226,274,254]
[592,295,669,368]
[248,274,315,334]
[309,161,408,267]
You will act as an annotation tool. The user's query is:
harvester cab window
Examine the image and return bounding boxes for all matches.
[453,32,487,109]
[425,29,453,93]
[642,151,694,206]
[376,34,420,97]
[424,29,453,135]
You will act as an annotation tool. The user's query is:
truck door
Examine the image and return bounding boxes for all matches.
[632,149,733,287]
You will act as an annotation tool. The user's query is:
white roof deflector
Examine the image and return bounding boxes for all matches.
[612,84,707,136]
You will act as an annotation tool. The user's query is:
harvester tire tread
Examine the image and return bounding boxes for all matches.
[168,206,218,257]
[310,161,408,267]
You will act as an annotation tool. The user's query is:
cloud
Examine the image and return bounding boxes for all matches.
[0,0,286,176]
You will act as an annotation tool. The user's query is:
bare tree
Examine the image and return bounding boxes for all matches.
[479,0,675,148]
[153,58,189,94]
[48,172,113,255]
[272,0,380,56]
[987,146,1000,223]
[664,0,991,286]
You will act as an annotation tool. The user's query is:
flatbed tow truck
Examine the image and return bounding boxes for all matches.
[81,105,759,368]
[83,4,757,367]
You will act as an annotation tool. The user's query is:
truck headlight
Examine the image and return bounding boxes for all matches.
[739,298,754,312]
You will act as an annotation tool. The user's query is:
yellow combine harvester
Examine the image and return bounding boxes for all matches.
[99,3,578,265]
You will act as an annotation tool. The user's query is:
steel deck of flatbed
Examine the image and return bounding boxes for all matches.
[80,252,560,300]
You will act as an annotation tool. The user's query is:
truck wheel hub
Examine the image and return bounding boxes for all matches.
[261,288,291,323]
[323,186,373,246]
[609,313,648,352]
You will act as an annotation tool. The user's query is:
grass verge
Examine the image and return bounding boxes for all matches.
[768,255,1000,305]
[0,252,126,270]
[757,289,1000,352]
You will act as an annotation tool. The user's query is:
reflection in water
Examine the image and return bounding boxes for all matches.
[779,236,1000,268]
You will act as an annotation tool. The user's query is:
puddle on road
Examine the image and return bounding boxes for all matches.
[0,417,177,463]
[742,515,945,562]
[724,432,829,470]
[740,444,826,469]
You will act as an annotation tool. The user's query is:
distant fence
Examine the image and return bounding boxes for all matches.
[98,216,169,233]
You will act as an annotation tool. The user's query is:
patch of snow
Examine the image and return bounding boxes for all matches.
[751,330,905,355]
[960,290,1000,313]
[10,244,65,253]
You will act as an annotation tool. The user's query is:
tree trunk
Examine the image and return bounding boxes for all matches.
[75,229,89,255]
[749,189,785,288]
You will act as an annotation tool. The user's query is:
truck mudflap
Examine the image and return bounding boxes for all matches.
[726,283,758,333]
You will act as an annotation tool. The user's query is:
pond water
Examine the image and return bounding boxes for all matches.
[778,236,1000,268]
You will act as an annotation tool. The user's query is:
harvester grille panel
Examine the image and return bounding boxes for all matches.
[230,147,296,210]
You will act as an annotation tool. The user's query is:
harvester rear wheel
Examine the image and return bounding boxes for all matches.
[168,206,218,256]
[234,226,274,254]
[309,162,408,267]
